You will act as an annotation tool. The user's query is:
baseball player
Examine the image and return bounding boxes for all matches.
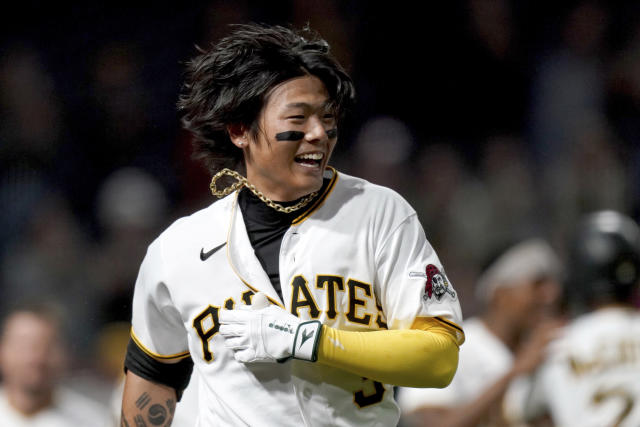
[0,301,113,426]
[504,210,640,427]
[120,23,464,427]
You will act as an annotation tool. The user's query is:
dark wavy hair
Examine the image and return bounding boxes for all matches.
[178,23,356,175]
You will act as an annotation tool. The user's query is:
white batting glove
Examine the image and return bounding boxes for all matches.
[218,293,322,363]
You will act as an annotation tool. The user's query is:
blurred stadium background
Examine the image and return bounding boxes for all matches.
[1,0,639,413]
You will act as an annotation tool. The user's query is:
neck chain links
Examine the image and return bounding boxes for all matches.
[209,168,319,213]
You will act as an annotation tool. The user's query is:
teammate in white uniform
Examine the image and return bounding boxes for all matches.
[0,302,112,427]
[120,24,464,426]
[398,238,563,427]
[504,210,640,427]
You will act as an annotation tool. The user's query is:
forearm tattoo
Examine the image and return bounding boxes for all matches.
[134,415,147,427]
[122,394,177,427]
[136,393,151,410]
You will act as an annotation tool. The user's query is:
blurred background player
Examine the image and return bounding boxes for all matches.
[0,301,112,427]
[504,210,640,427]
[398,238,564,427]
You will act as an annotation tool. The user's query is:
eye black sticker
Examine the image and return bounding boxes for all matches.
[275,128,338,141]
[275,131,305,141]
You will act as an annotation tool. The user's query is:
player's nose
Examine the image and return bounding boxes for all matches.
[304,116,329,143]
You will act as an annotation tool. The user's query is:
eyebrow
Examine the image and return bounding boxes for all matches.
[284,101,332,110]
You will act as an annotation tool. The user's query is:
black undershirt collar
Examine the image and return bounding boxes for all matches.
[238,179,330,301]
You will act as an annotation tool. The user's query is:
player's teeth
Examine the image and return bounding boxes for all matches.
[296,153,323,160]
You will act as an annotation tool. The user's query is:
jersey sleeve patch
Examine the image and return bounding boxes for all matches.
[410,264,457,303]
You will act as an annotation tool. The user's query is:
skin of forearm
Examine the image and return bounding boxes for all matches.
[121,371,178,427]
[317,326,459,388]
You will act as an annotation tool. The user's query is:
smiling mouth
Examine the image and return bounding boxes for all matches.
[294,152,324,167]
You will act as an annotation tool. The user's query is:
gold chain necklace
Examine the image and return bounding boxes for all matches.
[209,168,318,213]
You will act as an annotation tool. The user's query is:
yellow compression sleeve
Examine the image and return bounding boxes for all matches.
[317,318,462,388]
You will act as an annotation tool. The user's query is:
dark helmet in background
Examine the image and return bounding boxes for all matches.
[566,210,640,310]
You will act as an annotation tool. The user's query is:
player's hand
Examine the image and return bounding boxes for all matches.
[511,317,565,376]
[218,293,323,363]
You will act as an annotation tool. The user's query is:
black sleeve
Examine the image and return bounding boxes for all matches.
[124,338,194,401]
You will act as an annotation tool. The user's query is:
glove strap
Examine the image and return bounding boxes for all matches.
[292,321,322,362]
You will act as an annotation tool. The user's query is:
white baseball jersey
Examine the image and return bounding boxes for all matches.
[0,387,112,427]
[130,168,463,426]
[398,317,512,426]
[505,307,640,427]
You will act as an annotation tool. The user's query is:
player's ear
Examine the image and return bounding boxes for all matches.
[227,124,249,149]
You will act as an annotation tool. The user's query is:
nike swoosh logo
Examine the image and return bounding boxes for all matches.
[200,242,226,261]
[300,329,314,348]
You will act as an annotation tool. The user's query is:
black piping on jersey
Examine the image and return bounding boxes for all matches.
[130,328,191,360]
[124,338,193,400]
[434,316,464,335]
[238,171,334,301]
[291,166,338,225]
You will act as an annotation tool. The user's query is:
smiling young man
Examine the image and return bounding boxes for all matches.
[121,24,464,427]
[228,74,337,201]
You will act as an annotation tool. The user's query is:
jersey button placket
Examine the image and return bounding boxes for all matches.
[279,230,297,307]
[283,230,299,264]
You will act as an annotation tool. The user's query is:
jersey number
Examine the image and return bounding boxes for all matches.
[591,386,634,427]
[354,378,385,408]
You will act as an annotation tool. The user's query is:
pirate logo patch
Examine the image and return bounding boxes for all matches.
[410,264,456,302]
